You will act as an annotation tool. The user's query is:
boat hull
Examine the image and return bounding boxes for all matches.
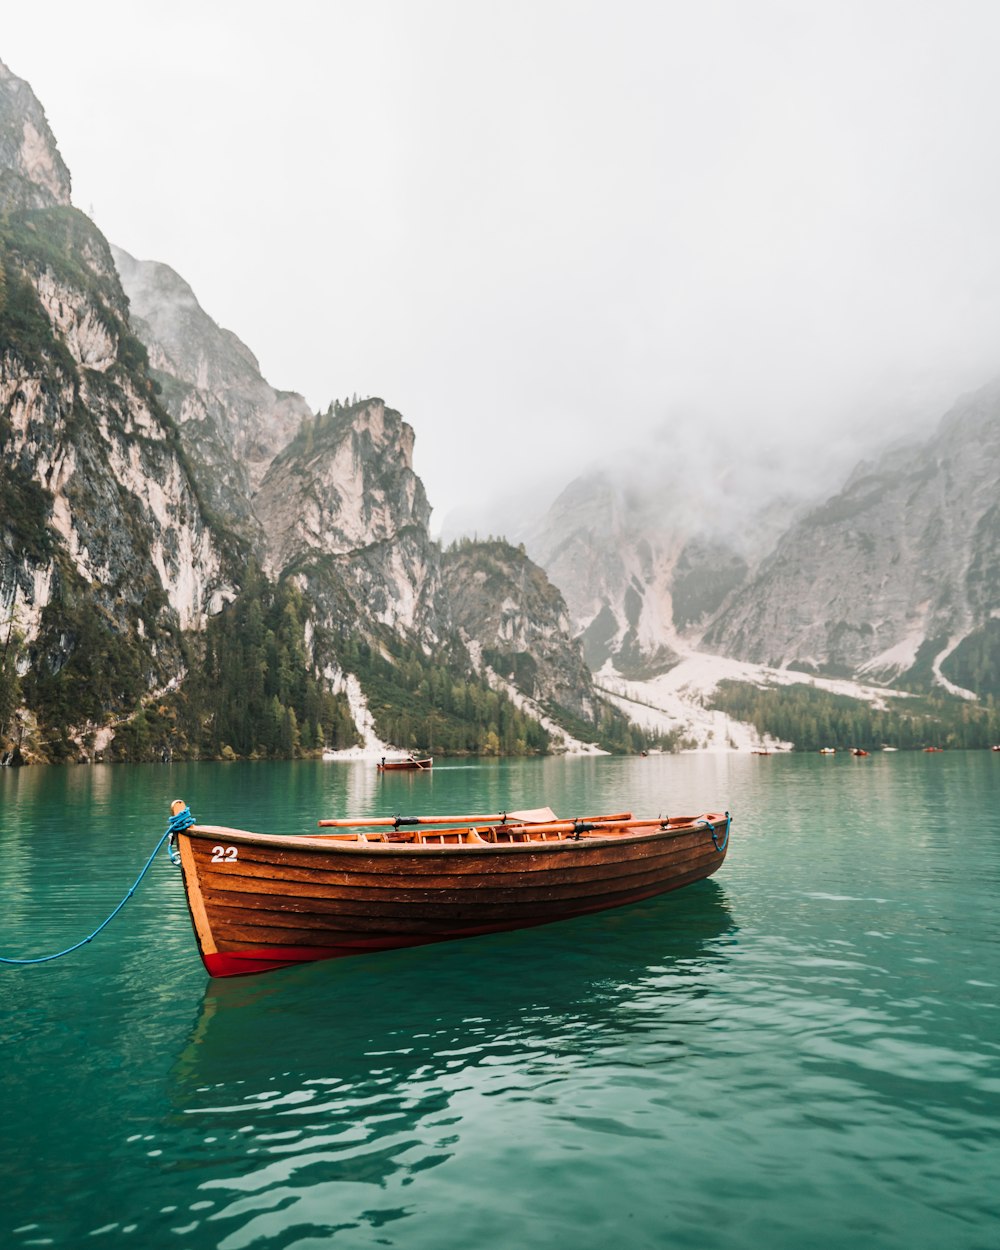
[176,815,730,977]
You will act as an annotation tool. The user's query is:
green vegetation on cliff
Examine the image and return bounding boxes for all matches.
[939,621,1000,700]
[112,572,359,762]
[442,536,657,753]
[21,555,167,760]
[338,632,550,757]
[0,618,22,754]
[106,572,559,763]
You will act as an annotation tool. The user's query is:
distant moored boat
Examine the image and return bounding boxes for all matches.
[378,756,432,771]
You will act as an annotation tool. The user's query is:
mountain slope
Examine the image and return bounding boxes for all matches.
[704,380,1000,695]
[254,397,448,642]
[112,245,311,540]
[1,62,234,755]
[1,59,637,760]
[441,537,630,749]
[525,469,759,679]
[0,59,70,211]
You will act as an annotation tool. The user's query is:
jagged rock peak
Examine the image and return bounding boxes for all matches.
[112,245,311,523]
[113,246,265,392]
[441,536,599,724]
[0,59,72,210]
[255,397,431,577]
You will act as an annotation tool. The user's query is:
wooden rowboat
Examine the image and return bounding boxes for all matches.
[377,756,432,771]
[169,802,732,978]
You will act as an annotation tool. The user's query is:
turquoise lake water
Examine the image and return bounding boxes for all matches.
[1,752,998,1249]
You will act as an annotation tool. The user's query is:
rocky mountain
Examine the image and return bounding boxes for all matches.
[1,58,634,761]
[0,60,70,211]
[441,538,606,741]
[524,470,755,679]
[111,261,628,754]
[700,380,1000,696]
[12,49,995,765]
[1,60,234,752]
[500,368,1000,751]
[111,246,311,541]
[522,378,1000,714]
[254,397,449,643]
[109,249,447,650]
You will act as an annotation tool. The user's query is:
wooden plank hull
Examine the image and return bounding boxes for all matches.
[176,813,731,977]
[377,758,432,771]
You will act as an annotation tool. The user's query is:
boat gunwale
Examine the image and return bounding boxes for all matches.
[181,817,727,856]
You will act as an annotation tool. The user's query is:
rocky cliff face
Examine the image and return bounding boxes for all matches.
[1,62,234,751]
[704,380,1000,694]
[0,59,71,211]
[112,246,311,541]
[254,398,448,644]
[525,470,752,678]
[109,253,448,649]
[441,538,600,727]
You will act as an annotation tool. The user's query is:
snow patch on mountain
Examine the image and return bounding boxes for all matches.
[596,649,910,752]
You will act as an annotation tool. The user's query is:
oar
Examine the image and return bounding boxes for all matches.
[495,816,668,836]
[484,814,717,838]
[318,810,633,830]
[319,814,504,829]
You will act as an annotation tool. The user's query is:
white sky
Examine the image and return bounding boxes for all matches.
[5,1,1000,531]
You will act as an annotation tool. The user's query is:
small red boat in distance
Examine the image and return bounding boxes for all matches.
[377,755,432,771]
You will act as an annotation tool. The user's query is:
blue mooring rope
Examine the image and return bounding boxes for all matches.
[165,803,195,863]
[0,806,195,967]
[698,812,731,852]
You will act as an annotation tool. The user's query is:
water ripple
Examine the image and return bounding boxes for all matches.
[4,754,1000,1249]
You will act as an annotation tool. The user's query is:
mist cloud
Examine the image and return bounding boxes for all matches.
[5,0,1000,530]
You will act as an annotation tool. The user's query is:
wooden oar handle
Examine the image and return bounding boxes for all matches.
[317,810,634,829]
[318,813,507,828]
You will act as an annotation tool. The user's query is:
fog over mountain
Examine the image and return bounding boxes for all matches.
[5,1,1000,533]
[442,403,902,556]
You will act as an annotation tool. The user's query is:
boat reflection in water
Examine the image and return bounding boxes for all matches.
[174,879,735,1083]
[166,883,735,1246]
